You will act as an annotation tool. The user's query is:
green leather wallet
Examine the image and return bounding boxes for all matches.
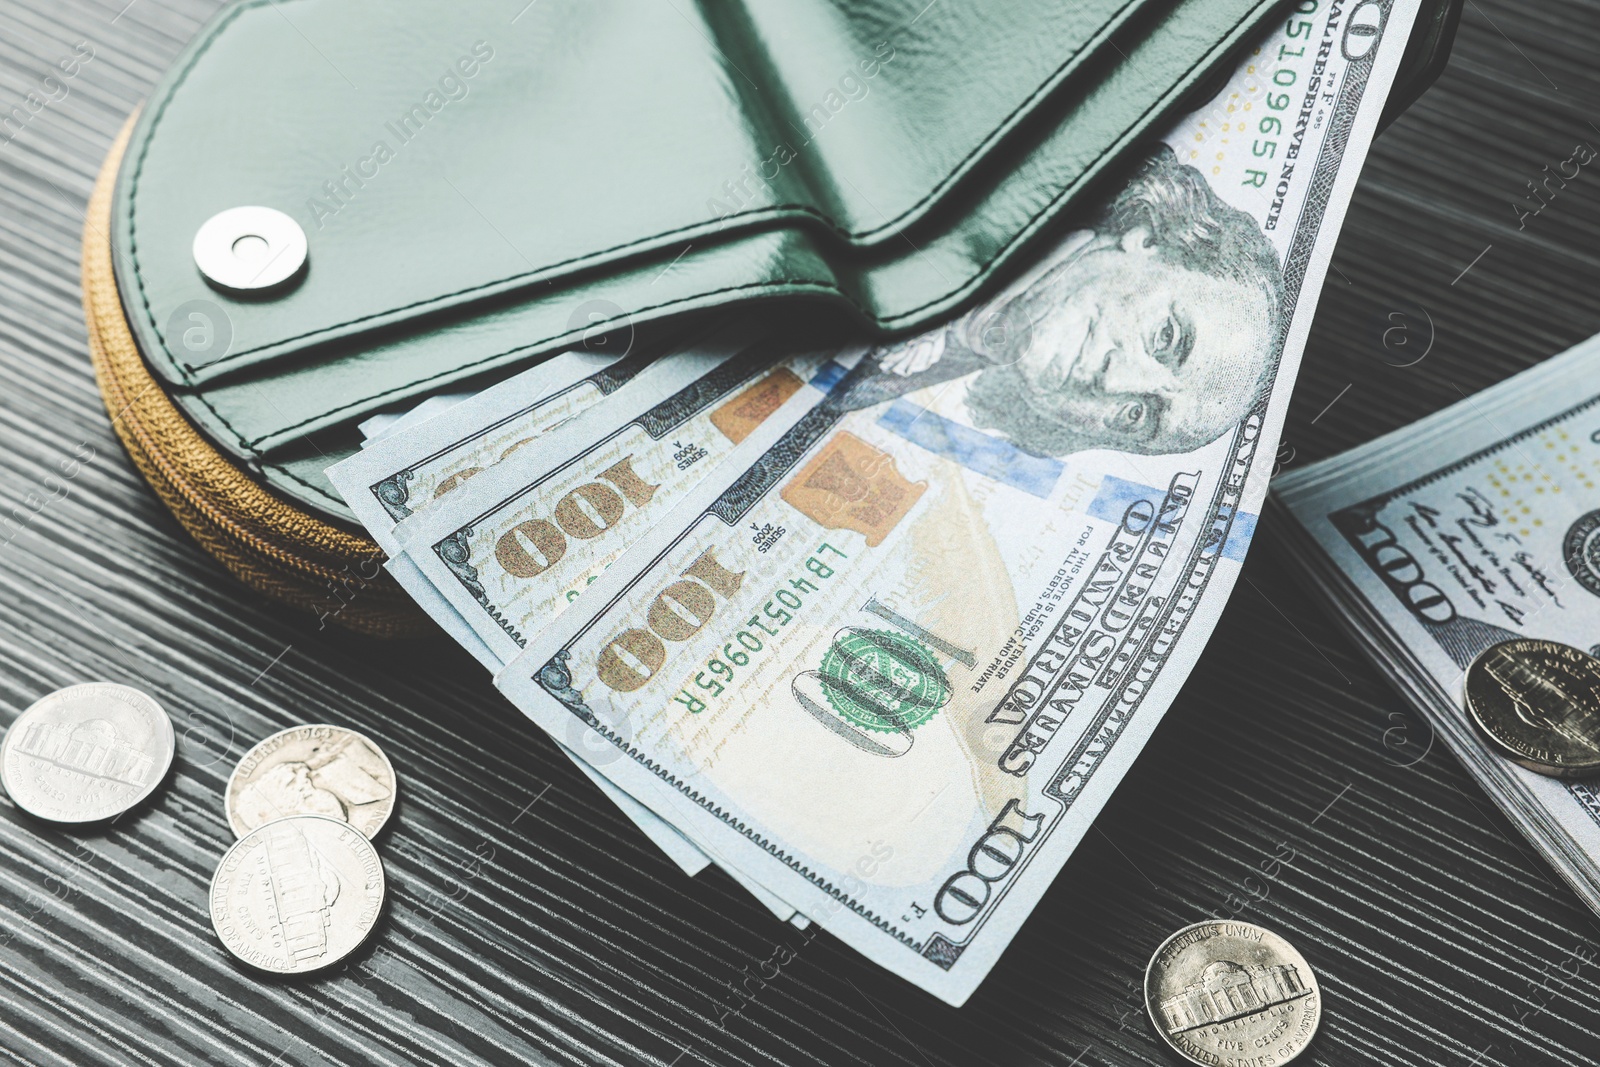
[85,0,1461,630]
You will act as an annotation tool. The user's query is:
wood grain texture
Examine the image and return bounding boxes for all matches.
[1,1,1598,1063]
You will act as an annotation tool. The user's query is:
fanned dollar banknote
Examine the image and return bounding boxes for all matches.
[331,338,730,886]
[1276,331,1600,921]
[332,327,816,923]
[330,344,654,555]
[330,0,1422,1003]
[400,342,859,667]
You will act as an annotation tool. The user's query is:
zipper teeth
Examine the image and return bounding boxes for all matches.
[89,286,363,588]
[80,112,363,592]
[101,359,359,587]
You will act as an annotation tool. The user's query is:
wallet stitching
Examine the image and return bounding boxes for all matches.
[227,3,1268,456]
[711,0,1148,243]
[126,0,257,396]
[130,0,1153,377]
[265,462,349,506]
[139,0,1265,462]
[245,277,845,449]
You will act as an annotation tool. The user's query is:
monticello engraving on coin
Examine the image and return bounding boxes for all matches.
[1465,638,1600,777]
[225,724,397,839]
[0,683,175,822]
[1145,921,1320,1066]
[210,814,385,973]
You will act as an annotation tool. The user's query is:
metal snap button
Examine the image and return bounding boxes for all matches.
[192,206,307,293]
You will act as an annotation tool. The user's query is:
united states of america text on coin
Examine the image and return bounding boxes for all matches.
[210,813,385,973]
[225,724,397,839]
[0,683,175,823]
[1464,638,1600,778]
[1145,921,1320,1066]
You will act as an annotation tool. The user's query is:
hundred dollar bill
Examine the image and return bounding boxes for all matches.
[328,339,734,884]
[329,347,654,554]
[495,0,1422,1004]
[399,341,856,667]
[331,328,816,915]
[1275,330,1600,918]
[390,339,852,917]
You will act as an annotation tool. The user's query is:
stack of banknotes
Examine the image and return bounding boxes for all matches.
[327,0,1421,1005]
[1275,332,1600,920]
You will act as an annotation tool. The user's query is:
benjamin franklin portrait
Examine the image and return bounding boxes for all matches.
[832,144,1285,458]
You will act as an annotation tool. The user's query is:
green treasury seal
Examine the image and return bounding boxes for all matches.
[818,628,950,733]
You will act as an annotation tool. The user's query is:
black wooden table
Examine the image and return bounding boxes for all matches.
[3,1,1600,1063]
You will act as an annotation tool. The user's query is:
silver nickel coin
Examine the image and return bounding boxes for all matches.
[1,683,175,822]
[1145,921,1321,1065]
[210,813,385,973]
[1464,638,1600,777]
[226,724,397,840]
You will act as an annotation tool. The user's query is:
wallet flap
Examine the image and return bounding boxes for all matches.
[159,0,1281,476]
[114,0,1273,389]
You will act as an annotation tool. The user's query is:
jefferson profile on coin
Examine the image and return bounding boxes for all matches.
[234,761,349,828]
[831,144,1284,458]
